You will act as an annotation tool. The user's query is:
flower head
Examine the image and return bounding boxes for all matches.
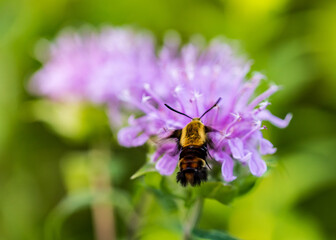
[30,25,291,182]
[30,26,158,125]
[118,36,292,181]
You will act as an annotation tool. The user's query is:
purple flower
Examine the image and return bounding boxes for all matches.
[30,26,158,125]
[30,25,291,182]
[118,36,292,181]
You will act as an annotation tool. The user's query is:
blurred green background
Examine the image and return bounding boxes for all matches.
[1,0,336,239]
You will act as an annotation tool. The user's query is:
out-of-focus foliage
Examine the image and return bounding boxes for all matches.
[0,0,336,240]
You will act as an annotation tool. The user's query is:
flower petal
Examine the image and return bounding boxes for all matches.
[235,72,264,110]
[228,138,250,162]
[221,153,237,182]
[248,151,267,177]
[151,142,177,162]
[241,151,252,163]
[260,138,277,155]
[117,126,149,147]
[257,110,292,128]
[155,154,178,175]
[211,151,237,182]
[248,85,279,110]
[228,138,244,159]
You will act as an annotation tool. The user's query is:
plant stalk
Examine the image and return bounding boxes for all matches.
[90,149,116,240]
[183,197,204,240]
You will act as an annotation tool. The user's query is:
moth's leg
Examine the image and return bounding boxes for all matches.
[201,144,212,170]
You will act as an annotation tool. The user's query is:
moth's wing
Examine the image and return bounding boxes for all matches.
[167,129,182,141]
[204,125,224,163]
[154,129,182,157]
[204,126,217,133]
[204,126,221,150]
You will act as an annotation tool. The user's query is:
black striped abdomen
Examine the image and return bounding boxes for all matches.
[177,145,208,186]
[179,145,207,160]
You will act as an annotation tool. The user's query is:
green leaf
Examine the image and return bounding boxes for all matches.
[130,162,157,180]
[192,229,239,240]
[44,189,132,240]
[146,186,178,212]
[44,192,94,240]
[234,175,257,196]
[197,182,236,205]
[141,172,178,211]
[109,189,132,211]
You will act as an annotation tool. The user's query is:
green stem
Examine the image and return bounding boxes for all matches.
[183,198,204,240]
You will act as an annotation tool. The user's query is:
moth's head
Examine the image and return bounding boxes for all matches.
[191,117,201,122]
[164,98,221,121]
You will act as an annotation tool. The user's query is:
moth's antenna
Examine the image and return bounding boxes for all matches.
[199,97,222,119]
[164,104,193,119]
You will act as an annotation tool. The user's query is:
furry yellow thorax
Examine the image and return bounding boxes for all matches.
[180,118,206,147]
